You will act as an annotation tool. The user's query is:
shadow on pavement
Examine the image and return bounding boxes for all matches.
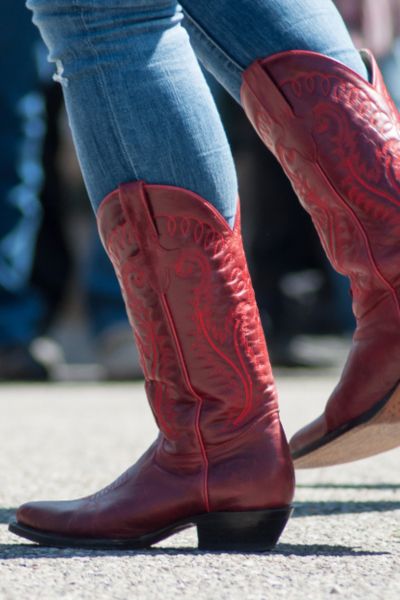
[297,483,400,490]
[0,543,389,559]
[293,500,400,517]
[272,544,389,557]
[1,500,398,559]
[0,509,16,524]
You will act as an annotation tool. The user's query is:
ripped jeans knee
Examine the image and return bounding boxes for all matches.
[25,0,181,86]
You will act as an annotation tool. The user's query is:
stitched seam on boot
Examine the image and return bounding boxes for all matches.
[242,70,400,322]
[159,293,210,513]
[314,161,400,321]
[118,182,211,512]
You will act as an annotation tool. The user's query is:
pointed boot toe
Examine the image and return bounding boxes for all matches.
[289,415,328,467]
[16,501,45,530]
[12,499,84,545]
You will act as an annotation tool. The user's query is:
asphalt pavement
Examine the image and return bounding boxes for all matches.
[1,371,399,599]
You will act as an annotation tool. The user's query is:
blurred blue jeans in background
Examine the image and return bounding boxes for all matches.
[0,2,45,347]
[0,1,137,379]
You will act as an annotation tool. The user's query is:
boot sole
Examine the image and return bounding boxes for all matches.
[8,506,293,552]
[292,383,400,468]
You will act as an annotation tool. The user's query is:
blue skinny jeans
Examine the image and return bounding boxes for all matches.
[26,0,367,226]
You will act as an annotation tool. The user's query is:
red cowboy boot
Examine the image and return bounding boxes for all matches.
[241,50,400,468]
[10,182,294,550]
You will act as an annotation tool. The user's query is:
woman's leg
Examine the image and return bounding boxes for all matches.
[182,0,400,467]
[181,0,368,102]
[10,0,294,549]
[26,0,238,225]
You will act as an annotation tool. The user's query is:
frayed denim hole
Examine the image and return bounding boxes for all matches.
[53,59,69,87]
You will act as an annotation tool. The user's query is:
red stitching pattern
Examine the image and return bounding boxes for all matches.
[244,56,400,321]
[98,183,278,513]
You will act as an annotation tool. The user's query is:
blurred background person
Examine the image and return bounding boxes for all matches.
[0,1,141,381]
[0,1,47,379]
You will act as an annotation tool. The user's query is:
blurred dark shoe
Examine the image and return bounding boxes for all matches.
[0,345,49,381]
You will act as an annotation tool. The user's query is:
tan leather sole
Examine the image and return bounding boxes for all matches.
[293,384,400,468]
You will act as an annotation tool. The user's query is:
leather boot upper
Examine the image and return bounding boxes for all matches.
[16,182,294,538]
[241,50,400,450]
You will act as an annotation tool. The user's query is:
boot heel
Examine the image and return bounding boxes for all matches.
[195,507,293,552]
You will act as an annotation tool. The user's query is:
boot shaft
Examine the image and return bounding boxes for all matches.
[97,181,294,511]
[241,50,400,323]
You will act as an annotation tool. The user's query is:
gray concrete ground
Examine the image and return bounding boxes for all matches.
[1,372,400,599]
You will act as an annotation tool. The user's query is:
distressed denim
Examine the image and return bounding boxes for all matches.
[26,0,367,223]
